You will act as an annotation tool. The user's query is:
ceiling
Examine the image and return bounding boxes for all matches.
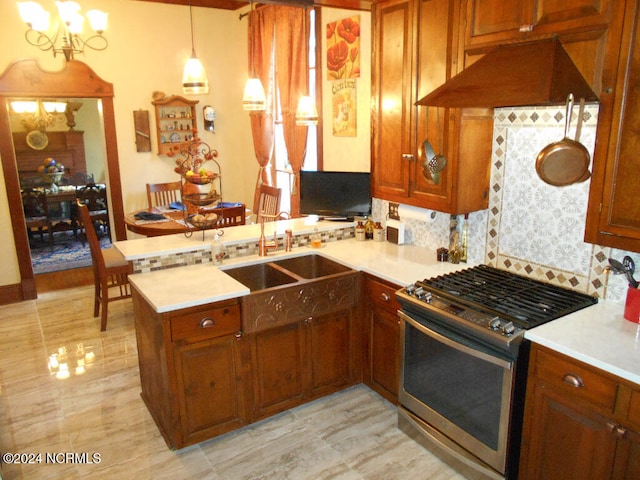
[135,0,372,11]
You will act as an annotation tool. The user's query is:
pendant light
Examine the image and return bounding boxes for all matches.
[242,0,266,111]
[182,1,209,95]
[295,8,317,125]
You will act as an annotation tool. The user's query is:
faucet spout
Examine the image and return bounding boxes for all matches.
[258,211,289,256]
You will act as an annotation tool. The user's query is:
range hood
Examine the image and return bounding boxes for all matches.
[416,38,598,108]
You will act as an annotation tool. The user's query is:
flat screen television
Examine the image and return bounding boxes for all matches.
[299,171,371,220]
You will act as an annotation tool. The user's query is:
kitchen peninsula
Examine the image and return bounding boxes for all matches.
[115,219,640,460]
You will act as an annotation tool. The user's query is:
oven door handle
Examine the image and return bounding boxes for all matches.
[399,311,513,370]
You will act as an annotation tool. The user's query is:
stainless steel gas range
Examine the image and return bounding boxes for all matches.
[395,265,598,480]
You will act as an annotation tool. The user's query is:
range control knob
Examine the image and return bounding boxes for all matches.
[502,321,515,336]
[489,317,502,330]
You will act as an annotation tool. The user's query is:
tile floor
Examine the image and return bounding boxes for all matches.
[0,286,464,480]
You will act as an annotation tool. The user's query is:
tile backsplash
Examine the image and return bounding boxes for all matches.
[373,104,640,303]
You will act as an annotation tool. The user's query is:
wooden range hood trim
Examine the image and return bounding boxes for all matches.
[416,38,599,108]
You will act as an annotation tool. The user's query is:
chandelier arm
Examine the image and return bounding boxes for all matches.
[24,29,56,52]
[71,33,109,53]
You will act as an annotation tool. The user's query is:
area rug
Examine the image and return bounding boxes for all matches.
[30,231,112,275]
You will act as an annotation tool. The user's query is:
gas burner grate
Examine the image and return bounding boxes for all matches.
[420,265,597,328]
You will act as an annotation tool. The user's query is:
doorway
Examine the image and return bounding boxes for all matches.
[0,59,127,301]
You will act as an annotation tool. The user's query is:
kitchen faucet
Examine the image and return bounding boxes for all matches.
[258,212,290,256]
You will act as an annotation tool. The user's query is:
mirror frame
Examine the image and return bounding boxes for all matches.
[0,59,125,300]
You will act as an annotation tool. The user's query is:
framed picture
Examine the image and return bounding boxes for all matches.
[332,79,357,137]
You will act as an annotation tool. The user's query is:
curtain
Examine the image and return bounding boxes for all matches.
[249,6,275,216]
[274,6,308,218]
[249,5,309,218]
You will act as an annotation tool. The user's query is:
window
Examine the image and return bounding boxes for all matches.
[273,8,319,214]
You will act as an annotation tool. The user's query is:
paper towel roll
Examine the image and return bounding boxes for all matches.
[398,204,437,223]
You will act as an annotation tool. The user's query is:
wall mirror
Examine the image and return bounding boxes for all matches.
[0,59,125,300]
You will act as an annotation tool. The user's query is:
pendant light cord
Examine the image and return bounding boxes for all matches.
[189,1,195,54]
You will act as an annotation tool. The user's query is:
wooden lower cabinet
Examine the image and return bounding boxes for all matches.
[249,308,356,421]
[174,335,249,445]
[520,344,640,479]
[363,274,401,403]
[133,287,250,449]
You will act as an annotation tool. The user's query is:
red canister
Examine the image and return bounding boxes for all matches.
[624,287,640,323]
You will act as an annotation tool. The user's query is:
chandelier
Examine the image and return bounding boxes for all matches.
[10,99,67,132]
[17,1,108,61]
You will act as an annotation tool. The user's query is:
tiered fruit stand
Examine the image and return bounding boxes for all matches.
[172,137,223,239]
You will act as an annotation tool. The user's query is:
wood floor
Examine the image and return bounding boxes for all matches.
[0,285,464,480]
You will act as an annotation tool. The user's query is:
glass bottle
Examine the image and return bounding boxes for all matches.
[364,217,375,240]
[460,213,469,263]
[373,222,385,242]
[355,221,365,241]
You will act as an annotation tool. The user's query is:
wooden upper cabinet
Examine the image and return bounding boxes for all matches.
[585,0,640,252]
[466,0,611,51]
[371,0,414,201]
[372,0,492,214]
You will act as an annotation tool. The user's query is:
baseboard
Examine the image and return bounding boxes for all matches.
[0,283,24,306]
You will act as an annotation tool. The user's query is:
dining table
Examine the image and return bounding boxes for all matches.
[124,203,247,237]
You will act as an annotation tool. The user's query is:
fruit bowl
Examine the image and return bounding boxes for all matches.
[183,192,221,206]
[40,172,64,185]
[183,172,219,185]
[187,213,218,229]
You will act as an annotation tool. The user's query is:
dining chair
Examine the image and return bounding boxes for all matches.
[76,183,110,242]
[76,201,132,332]
[256,184,282,223]
[146,181,182,209]
[22,188,52,246]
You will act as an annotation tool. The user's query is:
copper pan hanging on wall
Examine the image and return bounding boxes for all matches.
[535,93,591,186]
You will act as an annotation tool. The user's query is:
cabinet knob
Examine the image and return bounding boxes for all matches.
[562,373,584,388]
[606,422,627,438]
[380,292,391,302]
[199,317,216,328]
[402,154,415,161]
[519,24,534,32]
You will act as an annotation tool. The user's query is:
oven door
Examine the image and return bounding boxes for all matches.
[398,309,515,475]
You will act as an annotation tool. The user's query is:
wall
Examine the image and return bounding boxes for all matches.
[321,9,371,172]
[373,105,640,304]
[0,1,371,289]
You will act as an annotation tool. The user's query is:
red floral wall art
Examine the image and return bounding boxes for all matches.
[326,15,361,80]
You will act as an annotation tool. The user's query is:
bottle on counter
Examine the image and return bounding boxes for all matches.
[460,213,469,263]
[310,228,322,248]
[355,220,365,241]
[364,217,375,240]
[212,231,224,265]
[373,222,385,242]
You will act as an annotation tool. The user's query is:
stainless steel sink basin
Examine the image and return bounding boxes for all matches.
[272,254,352,279]
[223,263,298,292]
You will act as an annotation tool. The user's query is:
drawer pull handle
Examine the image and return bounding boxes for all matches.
[199,317,216,328]
[380,292,390,302]
[562,373,584,388]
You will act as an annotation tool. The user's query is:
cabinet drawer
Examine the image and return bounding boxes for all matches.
[171,303,240,343]
[366,277,401,313]
[533,348,618,411]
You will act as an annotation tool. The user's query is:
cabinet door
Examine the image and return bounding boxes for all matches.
[466,0,610,50]
[611,426,640,480]
[250,322,305,420]
[466,0,534,47]
[371,0,415,200]
[369,308,400,402]
[585,0,640,251]
[175,334,248,445]
[306,309,353,397]
[520,383,617,480]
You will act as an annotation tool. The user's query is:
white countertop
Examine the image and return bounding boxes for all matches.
[118,220,639,385]
[525,301,640,384]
